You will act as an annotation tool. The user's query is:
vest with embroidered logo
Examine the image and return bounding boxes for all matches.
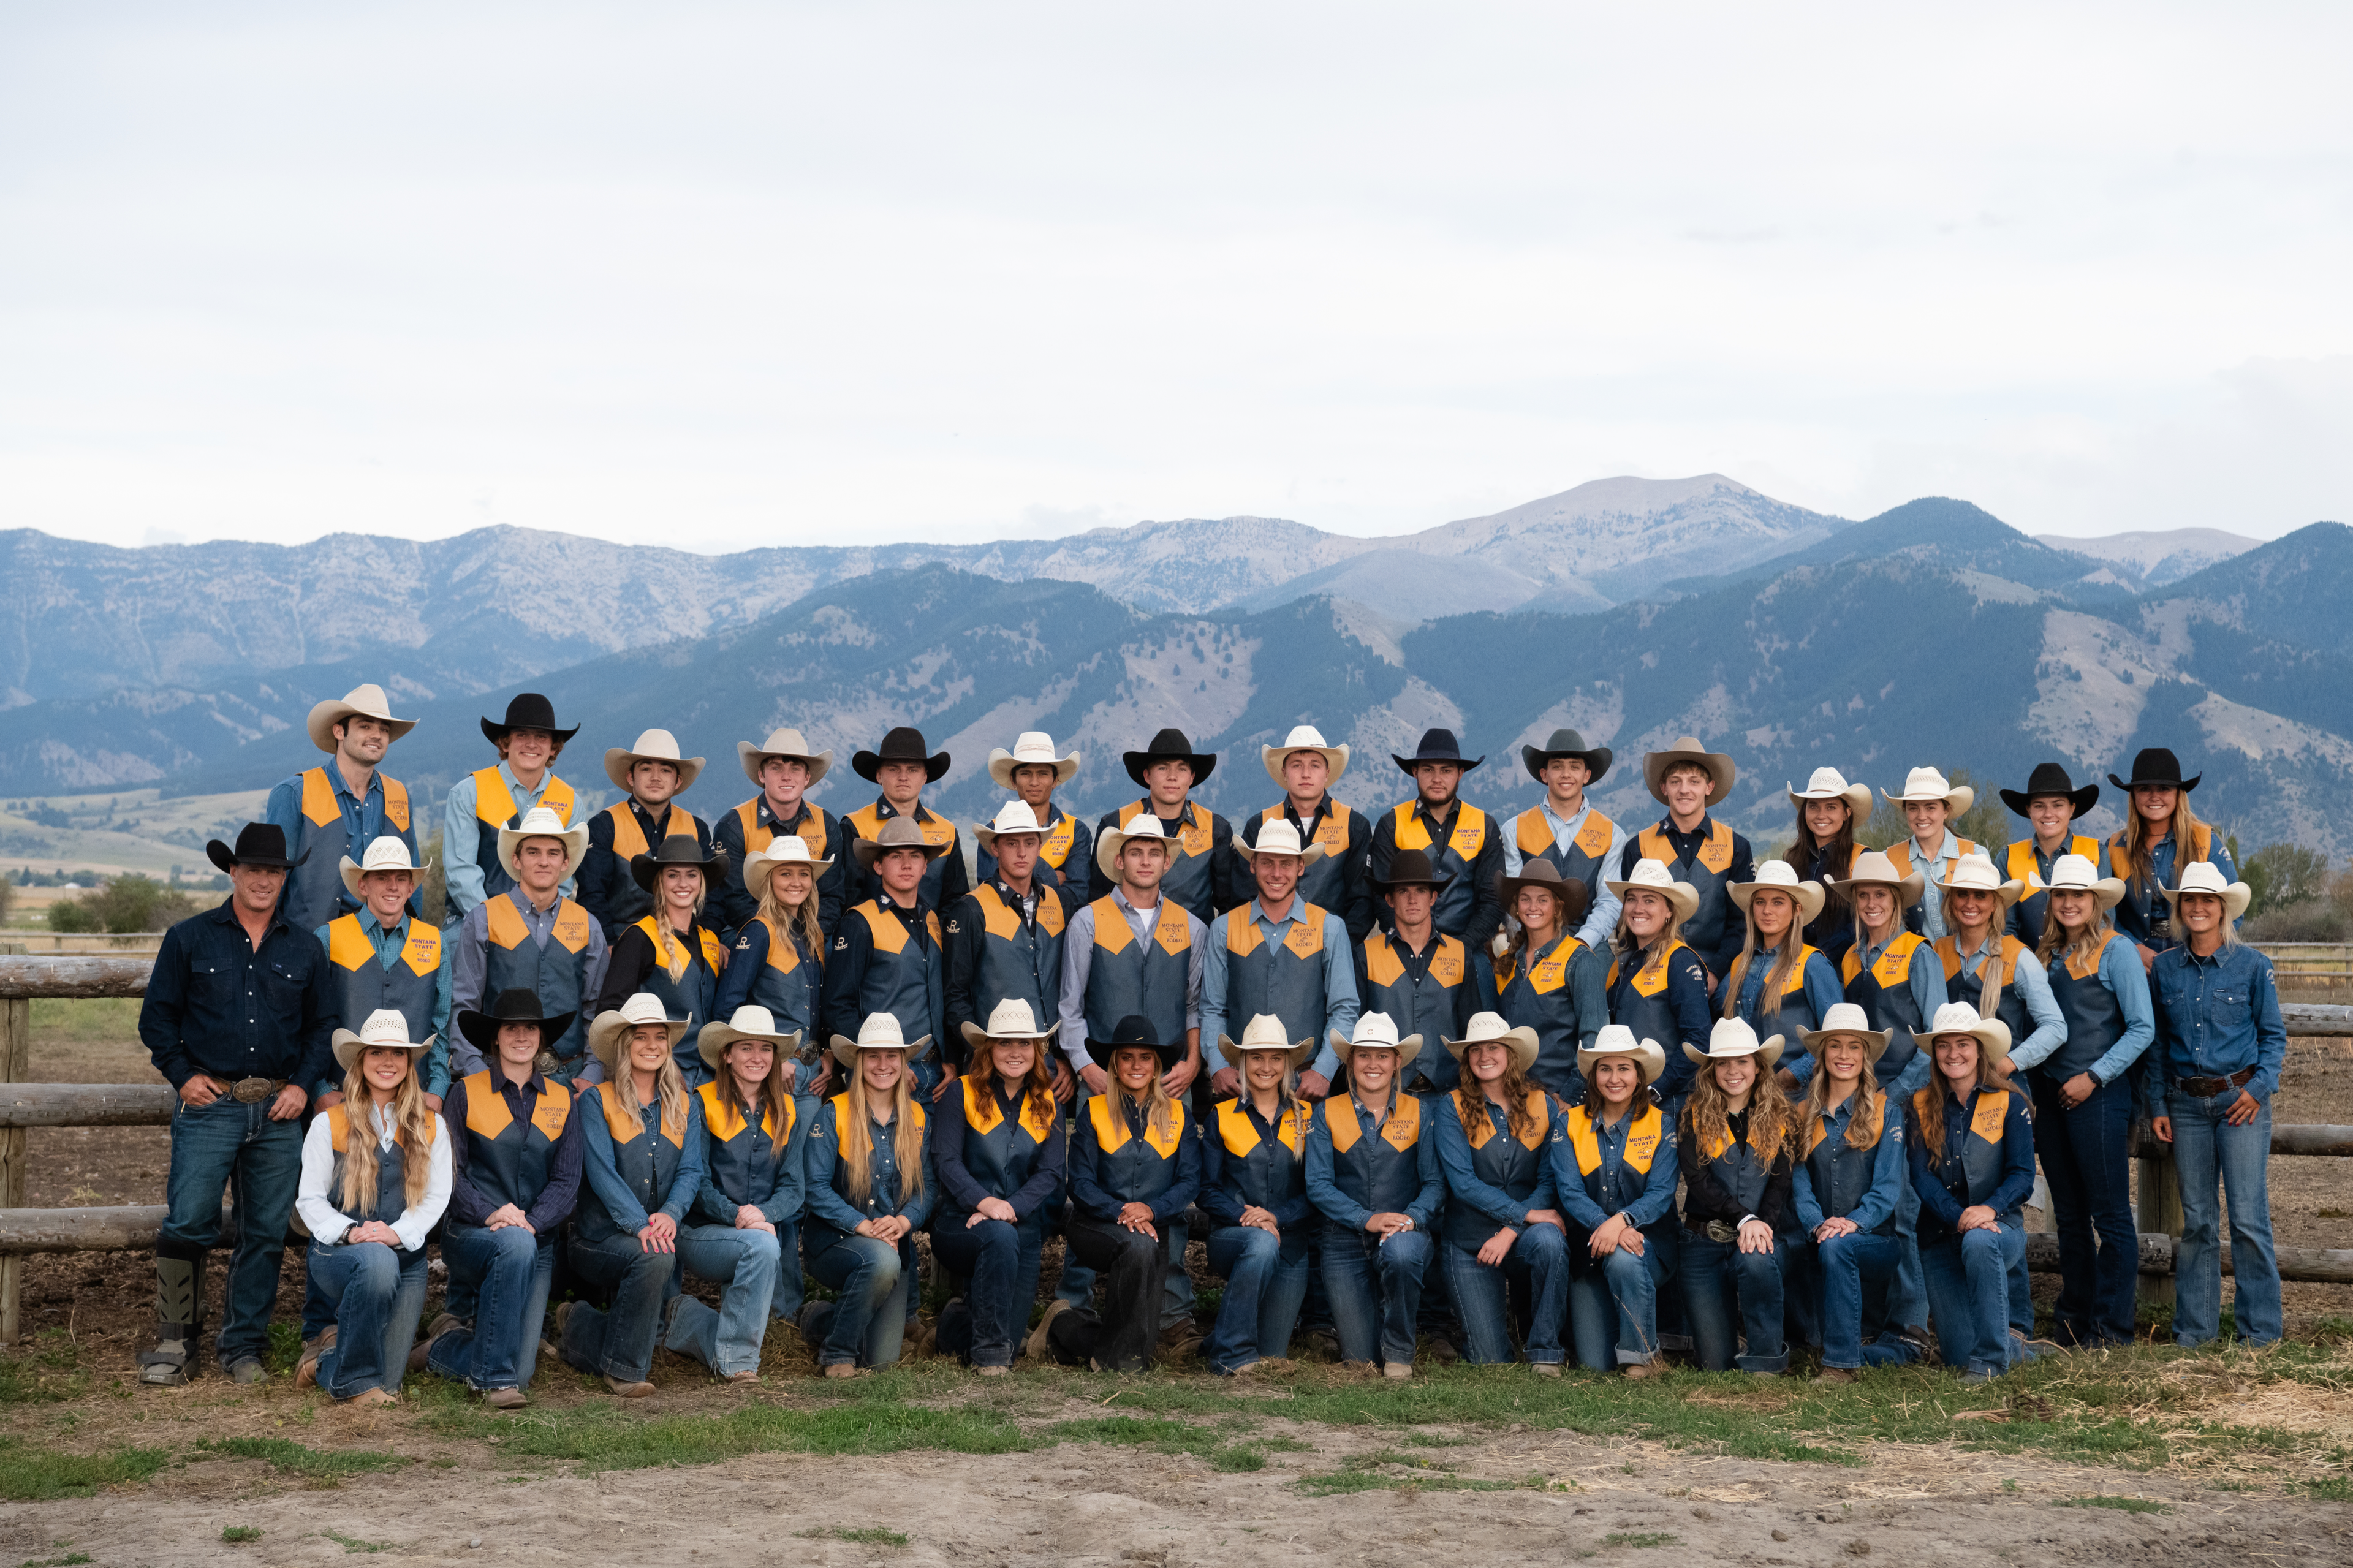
[1317,1091,1427,1218]
[847,900,942,1050]
[322,1102,433,1228]
[2004,835,2102,944]
[1563,1100,1664,1217]
[820,1094,928,1226]
[457,1069,572,1214]
[1607,939,1701,1062]
[593,802,705,934]
[948,1077,1058,1222]
[1085,894,1192,1047]
[576,1081,688,1243]
[482,893,596,1062]
[1086,1094,1188,1205]
[695,1080,798,1213]
[1726,944,1828,1041]
[1934,933,2035,1048]
[1219,902,1332,1053]
[1444,1089,1551,1249]
[1115,799,1219,921]
[322,914,441,1045]
[1496,930,1590,1099]
[629,917,728,1075]
[1514,804,1615,896]
[846,803,958,910]
[469,767,575,906]
[1690,1113,1784,1223]
[2045,930,2127,1081]
[1801,1095,1892,1232]
[965,884,1066,1026]
[1359,931,1476,1086]
[1253,802,1355,917]
[1211,1097,1313,1218]
[1636,820,1738,963]
[1388,800,1490,936]
[285,767,414,935]
[1840,933,1932,1080]
[1912,1085,2020,1219]
[736,915,822,1041]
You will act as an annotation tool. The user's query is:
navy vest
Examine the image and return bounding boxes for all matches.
[735,915,822,1041]
[1251,802,1356,917]
[1687,1112,1781,1226]
[1801,1095,1893,1234]
[466,767,577,907]
[1083,894,1193,1047]
[321,914,441,1042]
[1210,1097,1313,1218]
[1495,931,1590,1100]
[1634,820,1738,969]
[282,767,413,936]
[1085,1094,1187,1205]
[1219,902,1333,1050]
[481,893,596,1063]
[457,1069,572,1216]
[1841,934,1931,1080]
[695,1080,797,1212]
[2045,931,2128,1081]
[1442,1091,1550,1249]
[1316,1092,1429,1219]
[964,884,1066,1025]
[1385,800,1491,937]
[1913,1085,2023,1222]
[946,1077,1058,1225]
[1112,800,1221,924]
[1935,934,2035,1051]
[1359,931,1476,1089]
[847,900,943,1050]
[575,1081,687,1243]
[1729,945,1827,1041]
[323,1103,426,1227]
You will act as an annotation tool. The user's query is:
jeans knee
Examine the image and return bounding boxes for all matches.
[487,1226,538,1263]
[1382,1231,1433,1274]
[740,1229,783,1268]
[1733,1247,1780,1285]
[348,1243,401,1293]
[974,1222,1020,1264]
[1602,1248,1647,1288]
[1518,1224,1566,1263]
[1235,1228,1280,1264]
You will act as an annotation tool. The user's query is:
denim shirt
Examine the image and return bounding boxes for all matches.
[580,1091,708,1236]
[1739,947,1847,1083]
[1501,800,1621,950]
[806,1107,938,1235]
[1433,1093,1561,1232]
[1199,898,1362,1080]
[2063,935,2158,1087]
[1550,1106,1680,1233]
[1944,932,2067,1072]
[1791,1093,1908,1234]
[140,900,334,1092]
[2112,831,2239,954]
[2150,941,2287,1106]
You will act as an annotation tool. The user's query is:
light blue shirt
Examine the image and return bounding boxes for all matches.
[1055,887,1207,1073]
[1499,798,1620,950]
[1902,828,1972,942]
[1199,896,1361,1081]
[441,761,577,919]
[1945,933,2067,1073]
[2077,933,2157,1088]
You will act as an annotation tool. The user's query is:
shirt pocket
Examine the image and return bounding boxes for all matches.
[259,958,308,1023]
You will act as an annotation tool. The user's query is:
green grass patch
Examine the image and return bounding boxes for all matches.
[20,1556,94,1568]
[324,1531,393,1555]
[0,1437,170,1501]
[1044,1415,1306,1474]
[28,996,145,1043]
[221,1526,263,1543]
[196,1437,411,1478]
[2056,1495,2169,1514]
[1601,1532,1678,1548]
[1293,1451,1558,1497]
[795,1528,909,1547]
[2302,1475,2353,1502]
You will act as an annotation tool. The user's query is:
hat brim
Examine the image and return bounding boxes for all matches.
[206,838,309,874]
[1681,1034,1786,1069]
[739,741,833,788]
[1643,749,1735,808]
[1576,1039,1667,1087]
[590,1009,692,1071]
[1262,744,1350,787]
[972,820,1047,855]
[339,855,427,903]
[1794,1024,1893,1064]
[2001,783,2099,818]
[1928,1021,2014,1060]
[854,749,951,784]
[1368,866,1454,894]
[1935,874,2028,911]
[2158,880,2253,922]
[850,835,950,870]
[830,1032,936,1067]
[1604,876,1702,925]
[1221,1034,1317,1069]
[988,749,1080,788]
[1825,868,1927,907]
[1727,877,1826,924]
[740,847,833,893]
[1496,871,1593,926]
[700,1024,808,1072]
[1094,826,1174,881]
[1521,744,1613,784]
[332,1029,434,1072]
[1234,836,1328,869]
[455,1006,574,1056]
[308,698,417,754]
[1330,1028,1423,1069]
[495,822,589,885]
[1123,750,1218,788]
[959,1017,1061,1050]
[629,849,728,893]
[607,749,707,793]
[2110,773,2200,794]
[1441,1026,1541,1074]
[1883,786,1976,816]
[480,715,579,745]
[2045,877,2128,913]
[1787,782,1874,818]
[1084,1036,1184,1069]
[1393,751,1483,776]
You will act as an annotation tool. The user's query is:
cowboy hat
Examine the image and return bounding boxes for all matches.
[606,729,706,793]
[480,692,578,746]
[1263,724,1350,786]
[987,731,1079,788]
[740,833,833,893]
[589,993,691,1072]
[630,836,729,893]
[2001,762,2099,820]
[1330,1010,1423,1069]
[455,988,577,1057]
[1094,813,1178,881]
[1643,735,1735,807]
[338,835,430,902]
[1392,727,1483,775]
[854,725,950,784]
[1936,851,2029,911]
[1577,1023,1667,1088]
[829,1010,936,1067]
[2110,746,2200,795]
[1368,848,1453,893]
[1235,816,1327,868]
[973,800,1047,855]
[958,998,1061,1055]
[1441,1011,1541,1072]
[1884,766,1974,816]
[850,814,949,869]
[1728,860,1825,923]
[1605,858,1701,924]
[1496,858,1593,926]
[1787,767,1873,819]
[307,683,417,753]
[1684,1015,1784,1069]
[1795,1001,1893,1064]
[699,1004,808,1072]
[2159,859,2253,923]
[332,1008,435,1073]
[1925,1000,2013,1061]
[2041,852,2126,912]
[1521,727,1612,784]
[496,805,590,884]
[1219,1012,1316,1070]
[1825,849,1925,909]
[1123,727,1217,787]
[206,822,308,875]
[738,726,833,788]
[1085,1013,1183,1069]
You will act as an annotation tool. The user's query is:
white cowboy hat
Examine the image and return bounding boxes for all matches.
[1825,849,1925,909]
[1683,1015,1785,1069]
[607,728,706,793]
[2042,852,2127,913]
[338,835,431,902]
[1235,816,1328,869]
[496,805,589,884]
[1642,735,1735,808]
[973,800,1048,855]
[1262,725,1351,786]
[588,992,690,1072]
[958,998,1061,1053]
[331,1007,435,1072]
[1219,1012,1316,1069]
[1577,1023,1667,1087]
[1329,1010,1423,1069]
[1095,814,1176,881]
[1441,1010,1540,1072]
[1926,1000,2013,1060]
[738,727,833,788]
[1787,766,1873,818]
[307,683,417,754]
[829,1010,936,1067]
[1795,1001,1893,1063]
[987,732,1080,788]
[2160,860,2254,923]
[740,833,833,893]
[1884,765,1975,816]
[1604,858,1699,924]
[1727,860,1825,924]
[1936,851,2029,910]
[699,1004,808,1072]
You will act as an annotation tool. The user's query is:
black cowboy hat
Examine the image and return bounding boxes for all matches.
[1084,1013,1184,1069]
[852,725,950,784]
[2109,746,2200,795]
[480,692,580,746]
[455,987,577,1055]
[1520,727,1613,785]
[1392,727,1485,775]
[1495,858,1594,928]
[631,836,730,893]
[1370,847,1455,893]
[205,822,309,875]
[2001,762,2101,819]
[1122,727,1218,788]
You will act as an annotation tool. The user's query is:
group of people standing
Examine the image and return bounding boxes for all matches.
[131,683,2288,1406]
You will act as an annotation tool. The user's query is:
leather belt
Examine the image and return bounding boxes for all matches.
[2178,1066,2255,1100]
[227,1076,290,1104]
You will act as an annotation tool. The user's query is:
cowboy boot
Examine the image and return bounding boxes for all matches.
[138,1252,203,1386]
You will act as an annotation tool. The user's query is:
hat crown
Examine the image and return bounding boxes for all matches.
[1624,857,1675,889]
[874,815,929,847]
[357,835,419,872]
[756,835,817,863]
[1899,765,1953,796]
[987,801,1045,834]
[512,805,569,836]
[1590,1023,1639,1055]
[1235,1013,1297,1050]
[343,683,393,714]
[1816,1002,1874,1034]
[2023,762,2079,795]
[1799,766,1853,793]
[1708,1017,1762,1055]
[1749,860,1802,888]
[853,1013,914,1048]
[759,727,814,754]
[1930,1000,1986,1034]
[615,992,674,1028]
[2175,860,2232,896]
[1845,850,1903,882]
[1543,728,1590,750]
[1009,731,1061,760]
[2048,852,2099,887]
[1459,1010,1514,1042]
[1120,815,1171,841]
[628,729,683,760]
[1411,728,1461,756]
[486,988,547,1021]
[1251,819,1308,857]
[1278,725,1330,748]
[1350,1012,1403,1048]
[726,1004,781,1034]
[1942,852,2003,890]
[981,999,1044,1036]
[357,1008,415,1048]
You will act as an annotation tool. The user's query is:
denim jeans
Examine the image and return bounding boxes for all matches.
[1567,1229,1671,1369]
[1920,1224,2025,1376]
[1050,1211,1175,1372]
[1322,1226,1434,1368]
[931,1218,1045,1369]
[428,1224,556,1390]
[562,1229,682,1382]
[805,1230,915,1369]
[1680,1229,1789,1372]
[306,1239,428,1398]
[1441,1222,1567,1365]
[2169,1089,2282,1347]
[672,1224,785,1376]
[158,1097,303,1366]
[1202,1225,1311,1374]
[2033,1073,2138,1345]
[1813,1230,1919,1371]
[1882,1052,1933,1332]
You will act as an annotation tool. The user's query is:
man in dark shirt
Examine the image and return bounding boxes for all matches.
[136,823,334,1386]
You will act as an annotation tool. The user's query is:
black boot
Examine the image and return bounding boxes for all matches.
[138,1253,202,1385]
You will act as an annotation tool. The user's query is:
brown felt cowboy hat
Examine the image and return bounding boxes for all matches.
[307,683,417,753]
[850,814,949,869]
[479,692,579,746]
[1496,858,1592,926]
[854,726,950,784]
[1642,735,1735,807]
[1520,727,1613,784]
[1123,727,1218,787]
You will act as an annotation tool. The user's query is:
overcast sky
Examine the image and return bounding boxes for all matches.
[3,3,2349,552]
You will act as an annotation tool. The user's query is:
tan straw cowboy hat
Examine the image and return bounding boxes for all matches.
[332,1008,435,1072]
[738,727,833,787]
[699,1004,808,1072]
[1728,860,1825,923]
[1235,816,1327,868]
[1925,1000,2012,1061]
[1684,1015,1784,1069]
[1221,1012,1316,1069]
[740,833,833,893]
[1795,1001,1893,1064]
[1936,851,2029,910]
[2042,852,2126,912]
[588,993,691,1072]
[1330,1010,1423,1069]
[829,1010,936,1067]
[1787,766,1873,818]
[1094,813,1177,881]
[1826,849,1925,909]
[1605,858,1700,923]
[338,835,431,902]
[307,683,417,753]
[987,732,1079,788]
[1884,765,1974,816]
[1442,1011,1540,1072]
[1262,725,1351,786]
[1577,1023,1667,1087]
[496,805,589,883]
[607,729,707,793]
[958,998,1061,1054]
[973,800,1048,855]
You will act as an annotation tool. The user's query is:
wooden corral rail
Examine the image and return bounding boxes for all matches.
[2025,1233,2353,1286]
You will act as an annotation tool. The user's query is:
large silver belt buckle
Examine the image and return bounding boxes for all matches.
[230,1077,278,1104]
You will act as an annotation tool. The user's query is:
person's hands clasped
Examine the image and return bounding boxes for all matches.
[1117,1202,1159,1240]
[970,1196,1018,1227]
[1737,1216,1776,1255]
[638,1212,678,1255]
[1957,1203,2000,1233]
[1589,1212,1631,1258]
[344,1220,401,1248]
[734,1203,776,1236]
[1814,1216,1859,1243]
[1365,1211,1413,1238]
[485,1203,534,1233]
[857,1214,912,1244]
[1240,1204,1279,1237]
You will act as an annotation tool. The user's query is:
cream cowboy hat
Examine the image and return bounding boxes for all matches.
[1643,735,1735,807]
[307,683,417,753]
[1263,725,1350,786]
[588,992,690,1072]
[2159,860,2253,923]
[829,1010,936,1067]
[1329,1010,1423,1069]
[1787,766,1873,818]
[740,833,833,893]
[1936,851,2029,910]
[1926,1000,2013,1060]
[737,727,833,788]
[1577,1023,1667,1087]
[987,732,1080,788]
[1884,765,1975,816]
[1683,1015,1784,1069]
[1095,813,1176,881]
[1604,857,1700,923]
[958,998,1061,1054]
[496,805,589,883]
[699,1004,808,1072]
[331,1007,435,1072]
[973,800,1048,855]
[1221,1012,1316,1069]
[1825,849,1925,908]
[338,835,431,902]
[1795,1001,1893,1064]
[1235,816,1328,868]
[607,728,706,793]
[2042,852,2126,913]
[1441,1010,1540,1072]
[1727,860,1825,923]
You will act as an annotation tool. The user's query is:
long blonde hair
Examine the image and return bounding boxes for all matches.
[653,871,711,984]
[336,1052,437,1213]
[843,1051,926,1204]
[1452,1051,1542,1146]
[1722,901,1806,1021]
[1613,903,1686,990]
[1235,1050,1308,1134]
[607,1032,692,1145]
[1684,1055,1795,1165]
[1941,890,2008,1018]
[2033,887,2115,969]
[1801,1051,1886,1153]
[756,862,825,977]
[2118,789,2208,900]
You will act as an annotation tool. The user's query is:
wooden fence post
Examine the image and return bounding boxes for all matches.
[1,941,25,1345]
[2135,1116,2183,1312]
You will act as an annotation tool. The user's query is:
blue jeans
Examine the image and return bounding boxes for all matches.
[306,1239,428,1398]
[429,1224,556,1390]
[2169,1088,2281,1347]
[2034,1073,2138,1345]
[1884,1053,1933,1332]
[1920,1224,2025,1376]
[1568,1233,1669,1369]
[1322,1226,1434,1368]
[806,1230,915,1369]
[1203,1225,1311,1374]
[1813,1229,1919,1371]
[931,1218,1045,1369]
[158,1097,303,1366]
[1441,1222,1567,1365]
[1681,1229,1789,1372]
[673,1224,786,1376]
[563,1229,682,1382]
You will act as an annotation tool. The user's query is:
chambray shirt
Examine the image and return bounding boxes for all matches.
[1790,931,1946,1088]
[1944,932,2067,1073]
[1199,896,1362,1081]
[448,891,613,1075]
[2112,831,2240,955]
[313,909,455,1097]
[1733,947,1846,1083]
[1056,888,1207,1072]
[441,762,577,918]
[1552,1106,1680,1233]
[263,765,420,922]
[1898,828,1972,942]
[1791,1094,1908,1234]
[140,899,334,1093]
[1501,799,1621,950]
[2149,941,2287,1106]
[2055,936,2158,1088]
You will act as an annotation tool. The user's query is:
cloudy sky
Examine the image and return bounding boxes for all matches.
[3,2,2349,551]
